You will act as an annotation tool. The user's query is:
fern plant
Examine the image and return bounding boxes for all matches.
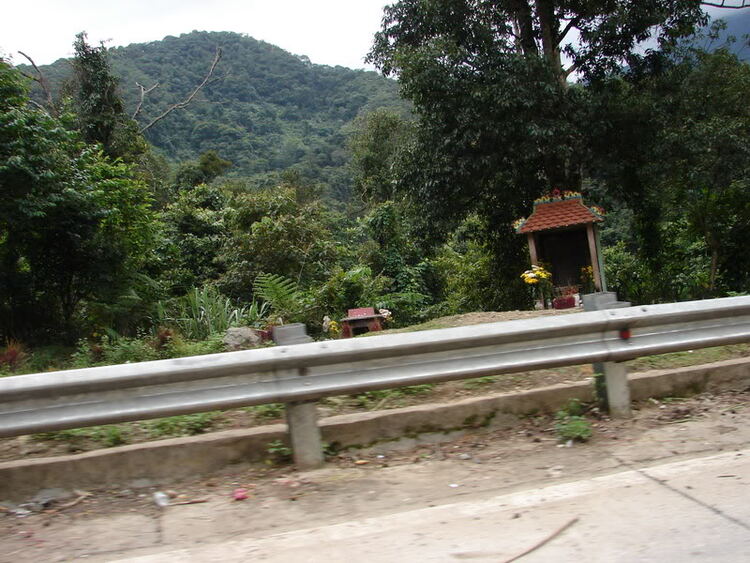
[253,273,305,323]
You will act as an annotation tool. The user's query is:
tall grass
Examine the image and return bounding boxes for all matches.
[155,286,267,340]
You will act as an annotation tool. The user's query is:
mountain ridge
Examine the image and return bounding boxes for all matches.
[27,31,409,195]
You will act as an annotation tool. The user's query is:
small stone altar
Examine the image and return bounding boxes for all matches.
[514,190,607,296]
[340,307,385,338]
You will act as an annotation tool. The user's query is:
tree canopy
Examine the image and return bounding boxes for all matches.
[368,0,710,85]
[588,44,750,299]
[364,0,747,308]
[0,61,156,342]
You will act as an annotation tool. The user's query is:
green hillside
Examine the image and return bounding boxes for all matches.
[30,31,409,195]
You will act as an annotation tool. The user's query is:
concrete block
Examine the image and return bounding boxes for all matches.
[272,324,312,345]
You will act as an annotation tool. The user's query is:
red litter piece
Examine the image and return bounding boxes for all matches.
[232,488,249,501]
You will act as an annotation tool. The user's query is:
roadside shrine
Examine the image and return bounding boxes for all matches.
[339,307,386,338]
[514,190,606,307]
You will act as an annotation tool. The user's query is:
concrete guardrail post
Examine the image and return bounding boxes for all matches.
[582,293,633,418]
[273,324,325,469]
[602,361,631,418]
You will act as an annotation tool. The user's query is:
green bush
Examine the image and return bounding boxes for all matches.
[554,398,592,442]
[463,376,498,389]
[33,424,129,447]
[352,384,435,408]
[431,218,494,315]
[250,403,286,420]
[555,415,593,442]
[316,266,389,318]
[266,439,292,464]
[253,273,307,323]
[70,336,160,368]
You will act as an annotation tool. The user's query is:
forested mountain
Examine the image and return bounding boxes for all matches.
[28,31,409,196]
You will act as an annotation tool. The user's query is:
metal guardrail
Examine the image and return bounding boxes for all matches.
[1,296,750,440]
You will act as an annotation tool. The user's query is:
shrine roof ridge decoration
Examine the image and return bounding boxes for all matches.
[513,190,605,234]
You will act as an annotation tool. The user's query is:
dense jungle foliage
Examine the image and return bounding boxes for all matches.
[1,4,749,374]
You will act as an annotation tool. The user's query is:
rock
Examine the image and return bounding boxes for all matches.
[223,327,262,351]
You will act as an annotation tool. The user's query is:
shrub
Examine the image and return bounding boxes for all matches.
[555,415,593,442]
[251,403,286,420]
[554,399,592,442]
[0,340,27,372]
[266,439,292,464]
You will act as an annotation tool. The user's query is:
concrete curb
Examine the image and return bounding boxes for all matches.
[2,357,749,502]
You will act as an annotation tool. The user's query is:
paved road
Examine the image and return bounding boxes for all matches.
[118,449,750,562]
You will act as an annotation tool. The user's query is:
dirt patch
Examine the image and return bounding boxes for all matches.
[377,307,576,334]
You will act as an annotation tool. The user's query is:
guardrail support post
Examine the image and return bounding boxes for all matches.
[273,324,324,470]
[603,362,632,418]
[285,399,324,469]
[583,293,632,417]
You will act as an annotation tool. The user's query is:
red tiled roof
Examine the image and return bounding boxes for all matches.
[517,198,602,234]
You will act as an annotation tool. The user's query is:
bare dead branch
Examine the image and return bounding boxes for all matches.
[700,1,750,8]
[17,50,56,115]
[132,81,159,119]
[139,47,223,133]
[26,99,50,113]
[556,16,582,47]
[502,518,579,563]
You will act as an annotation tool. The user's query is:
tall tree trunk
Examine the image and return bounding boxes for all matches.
[510,0,539,56]
[536,0,565,87]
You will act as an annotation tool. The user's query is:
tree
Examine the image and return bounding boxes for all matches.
[587,41,750,298]
[369,1,711,88]
[156,183,229,296]
[349,109,414,205]
[661,49,750,291]
[0,61,156,341]
[70,32,147,161]
[365,0,743,308]
[174,150,232,188]
[372,2,750,81]
[219,185,340,300]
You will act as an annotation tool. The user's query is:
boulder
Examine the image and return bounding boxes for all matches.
[223,327,262,351]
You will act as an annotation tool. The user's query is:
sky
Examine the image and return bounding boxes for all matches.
[1,2,745,71]
[0,0,389,69]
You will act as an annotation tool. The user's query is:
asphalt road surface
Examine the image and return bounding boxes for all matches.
[118,449,750,562]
